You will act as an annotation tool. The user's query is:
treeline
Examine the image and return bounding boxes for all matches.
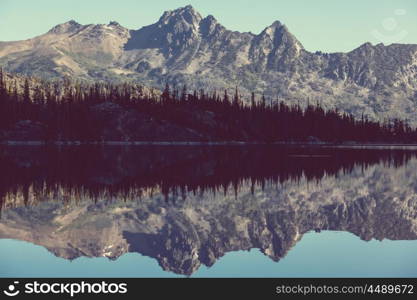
[0,68,416,143]
[1,146,414,210]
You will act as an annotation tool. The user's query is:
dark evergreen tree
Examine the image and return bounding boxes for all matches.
[0,72,416,143]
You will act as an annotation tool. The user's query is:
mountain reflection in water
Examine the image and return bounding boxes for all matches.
[0,145,416,275]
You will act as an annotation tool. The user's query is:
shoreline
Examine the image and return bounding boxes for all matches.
[2,140,417,149]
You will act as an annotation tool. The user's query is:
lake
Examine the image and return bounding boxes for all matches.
[0,145,416,277]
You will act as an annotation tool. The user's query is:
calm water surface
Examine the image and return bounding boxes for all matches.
[0,145,416,277]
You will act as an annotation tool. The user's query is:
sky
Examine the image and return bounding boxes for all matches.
[2,232,417,277]
[0,0,416,52]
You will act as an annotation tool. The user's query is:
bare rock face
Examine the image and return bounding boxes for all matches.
[1,5,417,123]
[48,20,84,35]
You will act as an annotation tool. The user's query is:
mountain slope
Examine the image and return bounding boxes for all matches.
[1,5,417,123]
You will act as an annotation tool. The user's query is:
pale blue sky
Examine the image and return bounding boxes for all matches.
[2,232,417,277]
[0,0,416,52]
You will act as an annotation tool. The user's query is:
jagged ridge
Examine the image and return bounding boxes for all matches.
[0,6,416,123]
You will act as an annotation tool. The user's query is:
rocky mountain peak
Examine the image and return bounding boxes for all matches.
[199,15,223,37]
[158,5,202,30]
[200,14,218,27]
[266,20,284,29]
[125,5,205,55]
[261,21,304,51]
[48,20,83,34]
[108,21,122,27]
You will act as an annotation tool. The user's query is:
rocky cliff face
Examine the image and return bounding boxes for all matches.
[1,156,416,275]
[0,6,416,124]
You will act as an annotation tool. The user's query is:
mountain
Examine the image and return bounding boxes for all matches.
[1,5,417,123]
